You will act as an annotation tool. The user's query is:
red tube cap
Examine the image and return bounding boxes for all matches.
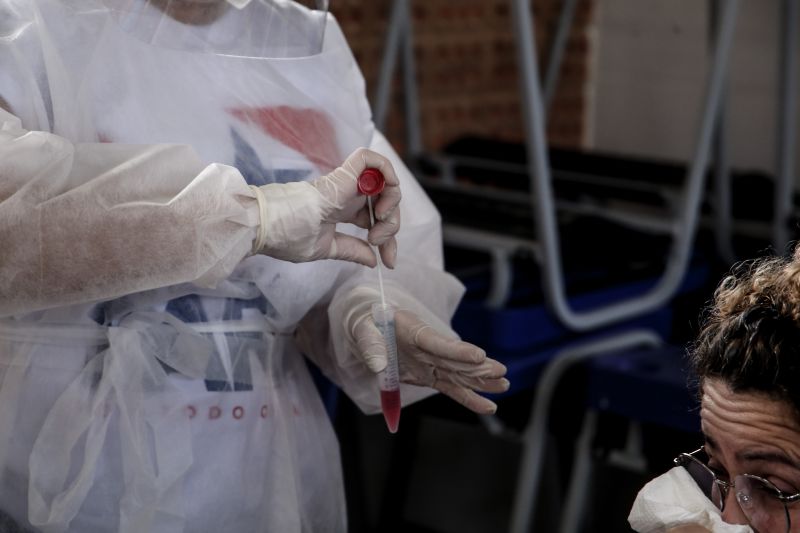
[357,168,385,196]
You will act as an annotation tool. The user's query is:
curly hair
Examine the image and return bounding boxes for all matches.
[691,249,800,417]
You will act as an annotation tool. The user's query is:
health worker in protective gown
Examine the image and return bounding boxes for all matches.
[0,0,509,531]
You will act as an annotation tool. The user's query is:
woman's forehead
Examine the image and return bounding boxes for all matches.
[701,378,800,462]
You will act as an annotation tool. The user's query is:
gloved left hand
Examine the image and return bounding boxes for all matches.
[250,147,401,267]
[342,287,509,414]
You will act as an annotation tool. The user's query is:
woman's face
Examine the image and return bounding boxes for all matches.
[701,378,800,531]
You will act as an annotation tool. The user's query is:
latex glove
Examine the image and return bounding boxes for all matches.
[629,467,753,533]
[250,147,401,267]
[344,288,509,414]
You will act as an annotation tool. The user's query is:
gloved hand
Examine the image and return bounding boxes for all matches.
[250,148,401,267]
[343,287,509,414]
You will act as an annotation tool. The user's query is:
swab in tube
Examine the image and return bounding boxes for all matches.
[359,169,401,433]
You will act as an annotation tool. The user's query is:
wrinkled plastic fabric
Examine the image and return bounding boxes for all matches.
[0,111,259,315]
[105,0,329,58]
[0,317,344,533]
[0,0,464,531]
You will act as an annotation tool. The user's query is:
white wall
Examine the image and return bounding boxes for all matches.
[588,0,799,179]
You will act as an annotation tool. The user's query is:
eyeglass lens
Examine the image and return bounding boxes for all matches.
[735,475,790,533]
[680,454,791,532]
[681,456,725,509]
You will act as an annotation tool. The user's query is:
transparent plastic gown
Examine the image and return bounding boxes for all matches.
[0,1,465,531]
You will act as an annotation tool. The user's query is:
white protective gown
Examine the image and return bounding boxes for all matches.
[0,1,465,531]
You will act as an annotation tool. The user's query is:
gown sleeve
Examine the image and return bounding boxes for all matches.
[0,108,261,317]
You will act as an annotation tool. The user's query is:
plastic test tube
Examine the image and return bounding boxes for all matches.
[372,302,401,433]
[358,168,401,433]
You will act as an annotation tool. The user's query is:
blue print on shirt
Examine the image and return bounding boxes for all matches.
[162,128,309,392]
[231,128,311,186]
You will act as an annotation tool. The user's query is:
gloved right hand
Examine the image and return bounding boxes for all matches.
[342,286,509,414]
[249,147,401,267]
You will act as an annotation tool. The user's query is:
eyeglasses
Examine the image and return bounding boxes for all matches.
[674,447,800,533]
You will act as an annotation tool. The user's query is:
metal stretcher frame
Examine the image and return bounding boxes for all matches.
[370,1,799,531]
[510,0,739,332]
[552,6,799,533]
[374,0,587,310]
[376,0,798,320]
[372,0,736,527]
[373,0,744,316]
[508,1,739,530]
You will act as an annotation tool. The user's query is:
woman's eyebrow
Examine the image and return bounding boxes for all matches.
[739,450,800,470]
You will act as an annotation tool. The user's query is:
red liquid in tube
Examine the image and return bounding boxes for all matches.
[380,389,401,434]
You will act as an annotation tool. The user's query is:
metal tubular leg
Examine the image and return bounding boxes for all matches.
[606,421,646,472]
[774,0,799,252]
[511,0,739,331]
[557,420,645,533]
[488,249,513,309]
[713,96,735,264]
[711,0,735,264]
[557,410,598,533]
[508,330,663,533]
[543,0,580,112]
[479,413,508,437]
[372,0,408,131]
[402,0,423,158]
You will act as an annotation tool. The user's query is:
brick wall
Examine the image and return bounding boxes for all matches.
[332,0,594,155]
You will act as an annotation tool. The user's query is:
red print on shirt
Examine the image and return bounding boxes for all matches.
[228,106,340,173]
